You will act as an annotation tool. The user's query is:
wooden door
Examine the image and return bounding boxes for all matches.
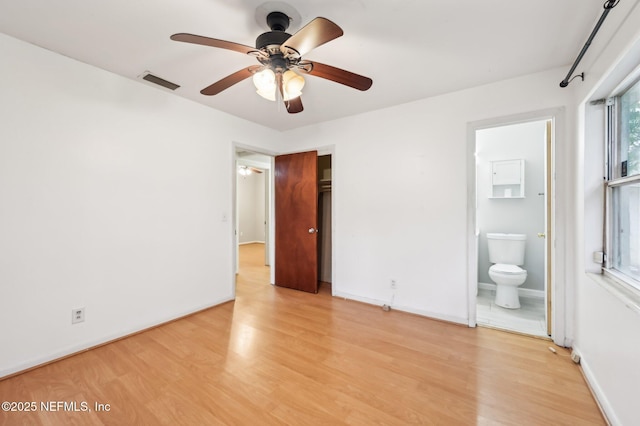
[275,151,318,293]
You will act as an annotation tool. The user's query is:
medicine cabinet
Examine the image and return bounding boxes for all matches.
[490,159,524,198]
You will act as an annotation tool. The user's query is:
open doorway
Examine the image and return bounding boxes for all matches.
[473,119,552,337]
[317,154,332,291]
[233,148,334,295]
[272,151,333,293]
[235,149,272,284]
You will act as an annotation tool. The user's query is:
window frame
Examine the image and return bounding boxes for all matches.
[604,76,640,292]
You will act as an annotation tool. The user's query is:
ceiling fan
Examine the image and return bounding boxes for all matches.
[170,11,373,114]
[238,165,263,175]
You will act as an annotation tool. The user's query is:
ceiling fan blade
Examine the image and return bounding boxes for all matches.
[286,96,304,114]
[171,33,258,55]
[300,61,372,91]
[275,72,303,113]
[280,17,343,57]
[200,66,262,96]
[249,167,263,174]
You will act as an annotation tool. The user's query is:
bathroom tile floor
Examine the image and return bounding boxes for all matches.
[476,288,548,337]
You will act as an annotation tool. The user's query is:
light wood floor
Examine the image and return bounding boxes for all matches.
[0,243,604,425]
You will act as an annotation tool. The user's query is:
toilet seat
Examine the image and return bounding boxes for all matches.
[489,264,525,275]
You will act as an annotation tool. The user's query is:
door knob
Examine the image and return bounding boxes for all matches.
[537,233,546,238]
[308,228,319,234]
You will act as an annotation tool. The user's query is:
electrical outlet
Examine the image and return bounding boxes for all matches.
[72,307,85,324]
[390,279,397,289]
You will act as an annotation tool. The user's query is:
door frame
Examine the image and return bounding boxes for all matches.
[466,108,567,346]
[276,145,336,295]
[232,143,278,292]
[231,143,336,296]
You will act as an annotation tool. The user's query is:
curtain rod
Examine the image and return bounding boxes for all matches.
[560,0,620,88]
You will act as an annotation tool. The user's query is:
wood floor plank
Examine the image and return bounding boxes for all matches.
[0,243,605,425]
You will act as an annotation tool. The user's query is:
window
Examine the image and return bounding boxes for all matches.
[606,77,640,290]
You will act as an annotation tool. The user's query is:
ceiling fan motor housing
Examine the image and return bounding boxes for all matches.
[256,12,292,51]
[255,31,291,50]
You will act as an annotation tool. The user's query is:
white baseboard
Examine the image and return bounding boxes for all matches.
[572,348,617,426]
[332,291,468,326]
[239,241,265,245]
[0,295,235,379]
[478,282,545,299]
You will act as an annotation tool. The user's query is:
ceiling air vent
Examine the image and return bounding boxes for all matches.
[141,72,180,91]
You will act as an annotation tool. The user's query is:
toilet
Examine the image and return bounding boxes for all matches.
[487,233,527,309]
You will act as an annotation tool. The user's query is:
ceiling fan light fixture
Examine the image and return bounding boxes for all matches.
[253,68,305,102]
[282,69,305,99]
[253,68,276,100]
[238,165,252,176]
[256,87,277,101]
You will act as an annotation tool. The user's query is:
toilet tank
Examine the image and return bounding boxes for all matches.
[487,233,526,265]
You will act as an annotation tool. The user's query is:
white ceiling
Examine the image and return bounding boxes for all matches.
[0,0,606,131]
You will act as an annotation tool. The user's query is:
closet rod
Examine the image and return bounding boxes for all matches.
[559,0,620,88]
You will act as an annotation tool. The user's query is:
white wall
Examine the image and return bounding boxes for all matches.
[3,1,640,421]
[237,171,266,243]
[281,69,574,324]
[0,33,280,377]
[572,1,640,423]
[476,121,546,291]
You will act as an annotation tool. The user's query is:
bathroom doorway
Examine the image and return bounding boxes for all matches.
[473,118,552,337]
